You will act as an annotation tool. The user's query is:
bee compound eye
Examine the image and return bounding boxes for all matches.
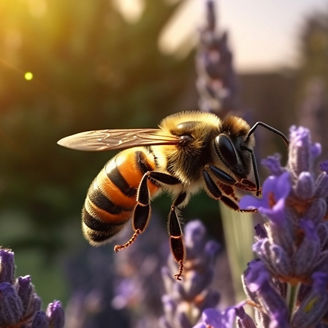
[214,134,238,167]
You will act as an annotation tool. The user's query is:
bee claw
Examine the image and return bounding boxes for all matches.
[114,229,141,252]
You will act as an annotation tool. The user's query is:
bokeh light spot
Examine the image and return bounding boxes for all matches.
[24,72,33,81]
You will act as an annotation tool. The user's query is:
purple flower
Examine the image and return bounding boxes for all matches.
[261,155,285,177]
[242,260,289,327]
[196,0,238,116]
[291,272,328,328]
[320,160,328,173]
[46,301,65,328]
[0,282,24,326]
[240,172,291,224]
[240,126,328,327]
[193,308,236,328]
[161,220,220,328]
[0,248,65,327]
[0,249,15,284]
[288,125,321,176]
[235,306,256,328]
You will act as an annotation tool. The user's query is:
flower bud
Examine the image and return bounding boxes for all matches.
[32,311,49,328]
[292,272,328,328]
[243,261,289,325]
[46,300,65,328]
[261,155,284,176]
[315,171,328,197]
[235,306,256,328]
[0,282,23,326]
[0,249,15,284]
[293,220,320,276]
[294,172,315,200]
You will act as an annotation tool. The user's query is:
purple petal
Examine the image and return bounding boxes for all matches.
[239,195,265,210]
[199,307,236,328]
[243,261,289,324]
[288,126,312,174]
[261,154,284,176]
[294,172,315,200]
[240,172,291,216]
[291,272,328,328]
[294,221,320,276]
[184,220,206,254]
[272,172,291,200]
[0,282,23,326]
[320,160,328,174]
[31,311,49,328]
[311,142,321,159]
[0,249,15,284]
[243,261,270,293]
[46,300,65,328]
[315,172,328,198]
[235,305,256,328]
[16,275,33,315]
[254,224,267,239]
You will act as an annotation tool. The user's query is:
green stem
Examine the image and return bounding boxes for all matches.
[286,282,301,320]
[220,203,254,301]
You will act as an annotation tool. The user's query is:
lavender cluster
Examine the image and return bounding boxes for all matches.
[111,216,169,328]
[160,220,221,328]
[238,126,328,327]
[0,248,64,328]
[196,0,238,117]
[191,127,328,328]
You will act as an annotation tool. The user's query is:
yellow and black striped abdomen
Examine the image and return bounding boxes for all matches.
[82,148,158,245]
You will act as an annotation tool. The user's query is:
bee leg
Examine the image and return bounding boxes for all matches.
[210,165,259,194]
[114,173,151,252]
[168,192,187,281]
[114,171,181,252]
[209,165,236,185]
[202,170,256,212]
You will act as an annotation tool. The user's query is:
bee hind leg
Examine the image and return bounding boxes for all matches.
[114,171,181,252]
[168,192,187,280]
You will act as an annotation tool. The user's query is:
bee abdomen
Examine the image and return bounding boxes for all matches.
[82,207,127,244]
[82,148,158,245]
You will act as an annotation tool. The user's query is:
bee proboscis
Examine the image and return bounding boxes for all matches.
[58,111,288,279]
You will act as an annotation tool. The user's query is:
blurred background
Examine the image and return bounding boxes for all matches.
[1,0,328,326]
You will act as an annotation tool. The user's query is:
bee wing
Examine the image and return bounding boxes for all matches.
[57,128,180,151]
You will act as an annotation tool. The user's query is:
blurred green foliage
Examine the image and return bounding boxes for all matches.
[0,0,194,306]
[0,0,193,256]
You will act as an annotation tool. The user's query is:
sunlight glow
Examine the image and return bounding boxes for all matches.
[24,72,33,81]
[113,0,144,23]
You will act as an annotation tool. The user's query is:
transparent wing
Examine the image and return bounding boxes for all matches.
[57,128,180,151]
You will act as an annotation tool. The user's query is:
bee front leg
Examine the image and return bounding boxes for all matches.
[114,171,181,252]
[202,169,255,212]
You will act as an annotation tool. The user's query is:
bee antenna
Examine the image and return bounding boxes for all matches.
[246,122,289,146]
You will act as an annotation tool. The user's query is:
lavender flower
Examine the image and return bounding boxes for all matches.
[0,248,65,328]
[240,126,328,327]
[196,0,238,117]
[160,220,220,328]
[193,307,236,328]
[193,303,258,328]
[111,215,169,328]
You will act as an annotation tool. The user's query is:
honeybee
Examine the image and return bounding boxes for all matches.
[58,111,288,279]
